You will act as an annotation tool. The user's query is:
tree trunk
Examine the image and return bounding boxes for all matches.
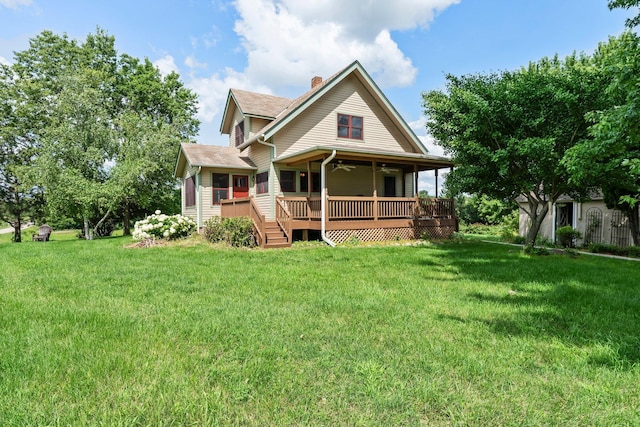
[123,202,131,236]
[524,199,550,246]
[83,217,92,240]
[13,217,22,243]
[628,204,640,247]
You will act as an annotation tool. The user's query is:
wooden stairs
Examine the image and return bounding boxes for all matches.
[263,221,291,248]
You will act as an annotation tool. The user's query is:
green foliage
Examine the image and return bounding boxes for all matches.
[588,243,640,257]
[555,226,582,248]
[456,193,517,225]
[203,216,256,248]
[609,0,640,27]
[4,28,199,238]
[523,245,550,256]
[564,32,640,245]
[423,53,609,245]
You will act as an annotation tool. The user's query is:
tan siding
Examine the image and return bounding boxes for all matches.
[327,166,375,196]
[276,75,416,157]
[255,194,272,219]
[404,173,414,197]
[250,118,271,138]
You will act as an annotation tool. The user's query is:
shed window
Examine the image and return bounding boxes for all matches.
[185,175,196,207]
[256,171,269,194]
[212,173,229,205]
[337,114,363,140]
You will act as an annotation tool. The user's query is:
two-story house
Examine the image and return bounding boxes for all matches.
[175,60,456,247]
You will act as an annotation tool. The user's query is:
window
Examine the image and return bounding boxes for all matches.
[337,114,363,140]
[234,121,244,147]
[300,172,321,193]
[256,171,269,194]
[212,173,229,205]
[185,175,196,207]
[280,170,296,193]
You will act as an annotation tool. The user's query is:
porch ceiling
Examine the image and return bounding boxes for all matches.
[274,145,453,171]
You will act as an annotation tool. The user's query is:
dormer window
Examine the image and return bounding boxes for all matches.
[337,114,363,140]
[234,121,245,147]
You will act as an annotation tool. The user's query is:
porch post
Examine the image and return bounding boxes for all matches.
[435,169,439,198]
[414,164,418,197]
[306,161,312,220]
[372,160,378,221]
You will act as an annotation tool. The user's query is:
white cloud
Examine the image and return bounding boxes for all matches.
[0,56,10,65]
[183,0,459,138]
[0,0,32,9]
[231,0,461,90]
[185,55,206,70]
[409,116,446,157]
[187,68,272,123]
[153,54,179,77]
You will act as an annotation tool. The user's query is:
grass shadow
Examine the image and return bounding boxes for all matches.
[419,240,640,368]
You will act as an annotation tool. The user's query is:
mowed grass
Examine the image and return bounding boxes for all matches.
[1,236,639,426]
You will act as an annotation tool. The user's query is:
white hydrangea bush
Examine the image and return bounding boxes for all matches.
[133,210,197,241]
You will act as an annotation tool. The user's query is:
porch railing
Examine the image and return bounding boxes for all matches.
[280,196,455,221]
[275,198,292,243]
[220,197,265,246]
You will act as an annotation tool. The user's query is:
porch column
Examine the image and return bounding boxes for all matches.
[306,161,312,220]
[435,169,439,198]
[372,160,378,221]
[414,164,418,197]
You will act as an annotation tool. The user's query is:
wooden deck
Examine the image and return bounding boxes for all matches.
[221,196,457,246]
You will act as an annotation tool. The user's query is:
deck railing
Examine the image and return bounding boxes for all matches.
[275,198,292,243]
[280,196,455,221]
[220,197,265,246]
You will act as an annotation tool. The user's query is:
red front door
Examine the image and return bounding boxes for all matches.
[233,175,249,198]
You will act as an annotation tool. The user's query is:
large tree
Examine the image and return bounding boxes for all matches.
[0,64,45,242]
[423,54,609,245]
[6,29,199,239]
[564,32,640,245]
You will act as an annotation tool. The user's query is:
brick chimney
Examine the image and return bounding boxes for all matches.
[311,76,323,89]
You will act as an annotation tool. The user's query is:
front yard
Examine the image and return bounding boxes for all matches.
[1,236,638,425]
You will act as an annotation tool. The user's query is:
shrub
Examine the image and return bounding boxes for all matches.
[133,210,196,241]
[203,216,255,248]
[588,243,640,258]
[556,226,582,248]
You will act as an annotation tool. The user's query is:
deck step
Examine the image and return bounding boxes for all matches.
[261,221,291,248]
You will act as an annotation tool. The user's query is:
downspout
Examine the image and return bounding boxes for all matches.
[257,135,277,218]
[195,166,202,230]
[321,150,337,247]
[256,134,276,158]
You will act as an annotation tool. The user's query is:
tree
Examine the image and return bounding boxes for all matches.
[564,32,640,245]
[423,54,609,245]
[7,28,199,239]
[609,0,640,27]
[0,64,45,242]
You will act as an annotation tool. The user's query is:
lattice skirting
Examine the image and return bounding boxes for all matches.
[326,225,456,244]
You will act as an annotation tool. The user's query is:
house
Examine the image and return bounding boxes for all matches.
[518,193,636,247]
[175,60,456,248]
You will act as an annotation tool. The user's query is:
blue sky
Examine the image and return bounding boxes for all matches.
[0,0,634,194]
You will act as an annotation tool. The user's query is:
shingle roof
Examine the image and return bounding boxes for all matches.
[175,143,257,177]
[230,88,292,119]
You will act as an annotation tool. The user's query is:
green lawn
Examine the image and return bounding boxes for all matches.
[1,236,638,426]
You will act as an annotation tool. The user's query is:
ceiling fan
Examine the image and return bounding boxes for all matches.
[332,160,356,172]
[377,164,400,174]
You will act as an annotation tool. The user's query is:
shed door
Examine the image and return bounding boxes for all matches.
[233,175,249,198]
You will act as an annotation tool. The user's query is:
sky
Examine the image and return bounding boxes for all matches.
[0,0,634,195]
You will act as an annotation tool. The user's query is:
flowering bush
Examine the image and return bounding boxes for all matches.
[133,210,197,241]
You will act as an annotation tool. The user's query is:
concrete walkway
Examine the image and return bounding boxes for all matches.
[482,239,640,262]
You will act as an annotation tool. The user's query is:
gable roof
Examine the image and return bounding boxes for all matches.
[226,61,428,155]
[220,89,292,134]
[174,143,257,178]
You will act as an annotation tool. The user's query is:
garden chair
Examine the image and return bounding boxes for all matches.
[32,224,52,242]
